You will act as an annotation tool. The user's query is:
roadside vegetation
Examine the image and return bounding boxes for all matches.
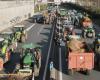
[34,4,47,13]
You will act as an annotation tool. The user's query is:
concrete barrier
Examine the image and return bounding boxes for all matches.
[0,1,34,32]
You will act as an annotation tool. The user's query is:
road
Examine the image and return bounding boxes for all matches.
[48,8,100,80]
[0,17,54,80]
[0,6,100,80]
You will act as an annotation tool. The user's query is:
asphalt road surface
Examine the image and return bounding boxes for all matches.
[0,17,53,80]
[0,8,100,80]
[47,22,100,80]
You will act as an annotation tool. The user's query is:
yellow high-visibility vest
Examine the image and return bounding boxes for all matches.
[2,45,7,55]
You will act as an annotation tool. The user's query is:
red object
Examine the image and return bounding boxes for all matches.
[68,52,94,70]
[0,58,3,71]
[5,51,10,62]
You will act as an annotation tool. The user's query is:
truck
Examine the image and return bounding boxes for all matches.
[67,35,94,75]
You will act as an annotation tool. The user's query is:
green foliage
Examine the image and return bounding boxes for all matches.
[34,4,47,13]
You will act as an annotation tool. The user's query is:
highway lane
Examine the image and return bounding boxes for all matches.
[25,23,53,80]
[39,10,100,80]
[0,9,100,80]
[61,41,100,80]
[51,27,100,80]
[0,17,53,80]
[50,8,100,80]
[53,26,100,80]
[43,6,100,80]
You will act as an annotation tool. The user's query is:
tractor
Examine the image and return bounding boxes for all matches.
[13,43,41,79]
[0,37,5,71]
[0,31,17,63]
[0,31,17,48]
[82,27,95,39]
[0,37,13,71]
[12,25,27,43]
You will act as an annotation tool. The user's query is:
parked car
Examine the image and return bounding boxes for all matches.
[33,14,45,23]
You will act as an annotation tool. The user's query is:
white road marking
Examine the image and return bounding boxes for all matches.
[59,47,63,80]
[37,25,44,35]
[43,25,54,80]
[25,24,35,31]
[50,42,56,79]
[32,73,34,80]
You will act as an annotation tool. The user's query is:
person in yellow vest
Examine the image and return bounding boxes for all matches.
[5,48,11,62]
[15,31,21,41]
[1,45,7,62]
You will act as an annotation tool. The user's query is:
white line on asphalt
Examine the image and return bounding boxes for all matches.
[25,24,35,31]
[59,47,63,80]
[37,25,44,35]
[32,72,34,80]
[43,25,54,80]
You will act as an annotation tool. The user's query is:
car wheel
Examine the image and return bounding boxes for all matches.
[86,70,91,75]
[68,69,74,75]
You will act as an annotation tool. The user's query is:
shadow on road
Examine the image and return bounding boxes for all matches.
[4,52,21,73]
[36,24,53,80]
